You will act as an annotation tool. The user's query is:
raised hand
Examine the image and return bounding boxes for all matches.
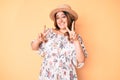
[65,21,77,41]
[37,25,49,43]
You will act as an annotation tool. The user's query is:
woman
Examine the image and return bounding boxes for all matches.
[31,4,88,80]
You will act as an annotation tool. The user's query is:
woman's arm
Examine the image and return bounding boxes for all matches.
[31,26,49,51]
[31,33,43,50]
[73,40,85,63]
[31,38,42,50]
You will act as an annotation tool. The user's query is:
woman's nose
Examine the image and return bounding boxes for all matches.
[59,18,63,22]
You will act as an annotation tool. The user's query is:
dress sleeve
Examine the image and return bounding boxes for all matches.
[31,39,46,57]
[77,35,88,58]
[72,35,88,68]
[38,42,46,57]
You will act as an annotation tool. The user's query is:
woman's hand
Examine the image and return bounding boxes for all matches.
[66,22,85,64]
[65,21,77,41]
[31,25,49,50]
[37,25,49,43]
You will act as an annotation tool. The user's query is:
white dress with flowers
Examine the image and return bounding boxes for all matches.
[38,29,87,80]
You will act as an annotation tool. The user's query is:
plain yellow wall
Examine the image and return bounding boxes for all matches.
[0,0,120,80]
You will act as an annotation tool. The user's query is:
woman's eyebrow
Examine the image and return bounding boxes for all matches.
[56,14,65,18]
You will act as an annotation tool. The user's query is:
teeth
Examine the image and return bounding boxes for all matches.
[59,22,66,27]
[61,23,64,25]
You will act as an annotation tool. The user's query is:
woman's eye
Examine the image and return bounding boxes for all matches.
[62,16,66,18]
[56,15,66,19]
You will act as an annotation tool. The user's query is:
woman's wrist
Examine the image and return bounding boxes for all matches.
[31,39,42,50]
[73,39,79,43]
[31,39,42,46]
[36,39,42,44]
[72,33,78,42]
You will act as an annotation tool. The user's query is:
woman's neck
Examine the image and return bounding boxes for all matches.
[59,29,67,34]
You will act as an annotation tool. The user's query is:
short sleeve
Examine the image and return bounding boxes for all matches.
[72,35,88,68]
[72,50,85,68]
[77,35,88,58]
[31,39,46,57]
[38,42,46,57]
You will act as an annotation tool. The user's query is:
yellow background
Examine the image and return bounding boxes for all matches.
[0,0,120,80]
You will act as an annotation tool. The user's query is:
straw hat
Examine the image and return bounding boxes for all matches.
[49,4,78,21]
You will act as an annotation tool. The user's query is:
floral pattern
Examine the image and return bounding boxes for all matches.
[38,29,88,80]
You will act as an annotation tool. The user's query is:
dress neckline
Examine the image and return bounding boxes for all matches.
[51,28,66,37]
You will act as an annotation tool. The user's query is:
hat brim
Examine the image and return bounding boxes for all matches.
[50,8,78,21]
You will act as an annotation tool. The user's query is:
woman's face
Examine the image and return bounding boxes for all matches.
[56,11,67,30]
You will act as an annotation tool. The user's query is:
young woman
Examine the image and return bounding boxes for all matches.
[31,4,88,80]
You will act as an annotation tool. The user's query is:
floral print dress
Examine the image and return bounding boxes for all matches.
[38,29,88,80]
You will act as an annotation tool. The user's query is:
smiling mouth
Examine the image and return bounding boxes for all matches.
[59,22,65,25]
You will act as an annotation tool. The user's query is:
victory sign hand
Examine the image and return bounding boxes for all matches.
[37,25,49,43]
[65,21,77,41]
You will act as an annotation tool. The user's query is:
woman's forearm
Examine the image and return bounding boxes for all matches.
[31,40,41,50]
[74,40,85,63]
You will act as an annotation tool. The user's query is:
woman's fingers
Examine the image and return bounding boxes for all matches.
[65,21,76,40]
[38,33,40,37]
[43,25,46,33]
[36,25,49,43]
[72,21,75,31]
[37,33,42,41]
[66,21,75,33]
[37,25,49,42]
[43,25,49,36]
[65,26,71,33]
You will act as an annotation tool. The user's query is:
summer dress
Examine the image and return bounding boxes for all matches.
[38,29,87,80]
